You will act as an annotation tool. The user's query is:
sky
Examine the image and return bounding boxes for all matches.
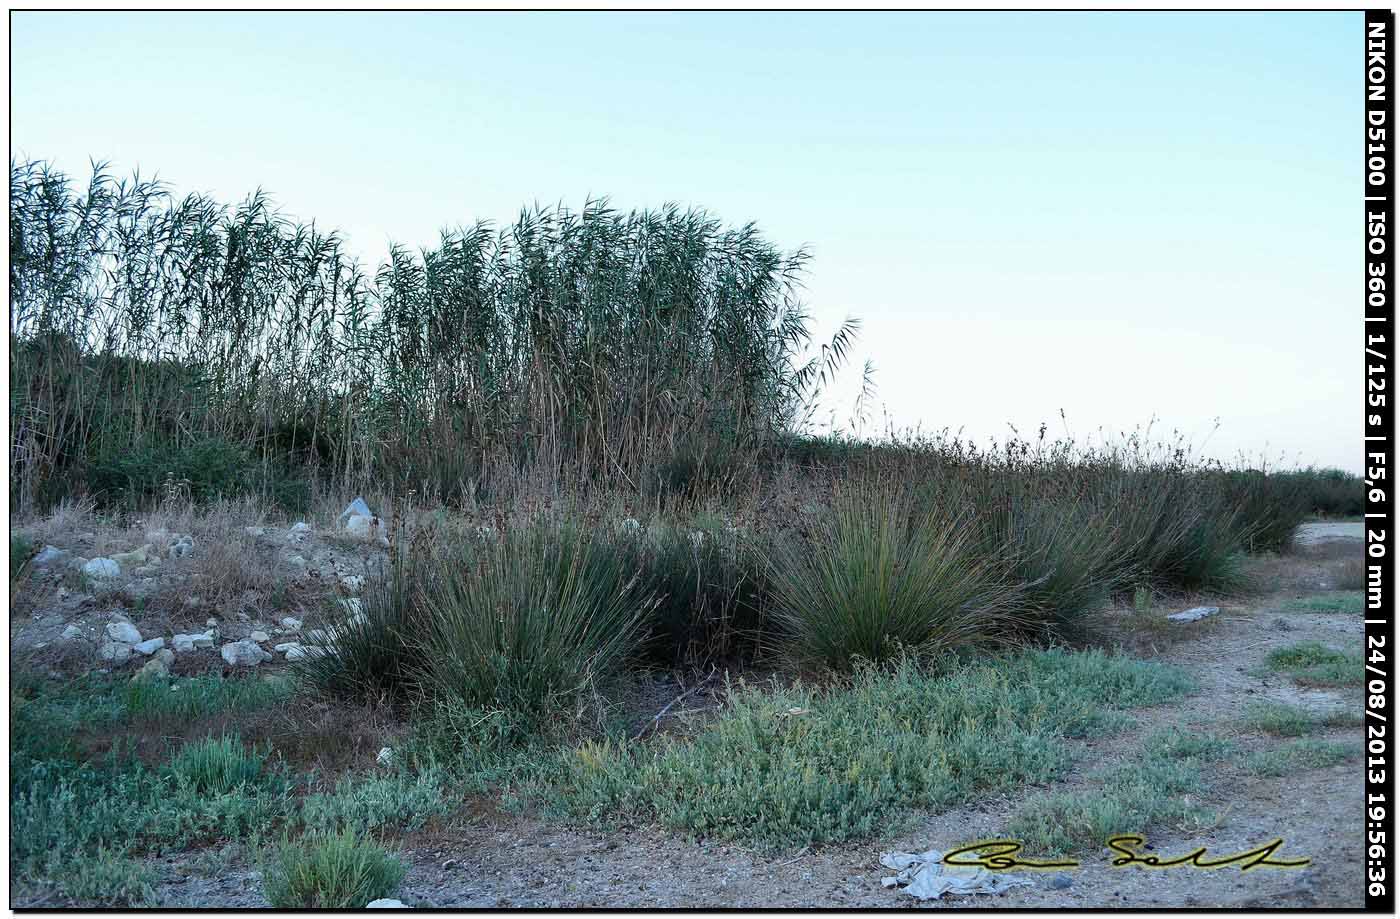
[11,11,1362,470]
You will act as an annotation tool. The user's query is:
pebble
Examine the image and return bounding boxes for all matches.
[83,558,121,579]
[133,637,166,655]
[249,630,270,643]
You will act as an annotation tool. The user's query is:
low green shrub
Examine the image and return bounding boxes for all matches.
[1264,641,1360,688]
[1241,700,1361,737]
[55,846,156,907]
[1279,592,1365,615]
[300,770,455,835]
[1244,738,1357,776]
[533,649,1192,851]
[262,828,404,909]
[1006,727,1231,854]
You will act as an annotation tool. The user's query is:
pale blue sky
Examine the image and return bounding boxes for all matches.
[11,11,1361,470]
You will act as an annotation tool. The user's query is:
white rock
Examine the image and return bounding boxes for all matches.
[83,558,121,580]
[284,645,325,661]
[130,655,170,683]
[288,522,313,542]
[340,575,365,595]
[274,642,302,653]
[172,634,196,653]
[365,899,405,909]
[244,526,266,538]
[106,621,143,644]
[220,640,273,667]
[32,545,71,568]
[98,638,133,663]
[345,515,387,541]
[339,497,373,522]
[376,746,394,766]
[193,629,216,648]
[249,630,270,643]
[280,616,303,630]
[133,637,166,655]
[167,534,195,559]
[60,624,84,641]
[1167,606,1220,623]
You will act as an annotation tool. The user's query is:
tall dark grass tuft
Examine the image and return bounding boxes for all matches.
[419,521,654,714]
[767,479,1025,669]
[293,534,432,702]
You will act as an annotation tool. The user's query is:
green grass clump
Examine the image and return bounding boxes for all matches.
[767,480,1024,669]
[53,846,156,907]
[1006,727,1232,854]
[1244,739,1358,777]
[1264,641,1360,688]
[300,769,455,835]
[166,735,268,795]
[1278,592,1364,615]
[419,521,652,714]
[532,649,1191,851]
[1240,701,1361,737]
[125,673,293,723]
[261,829,404,909]
[11,532,35,578]
[295,540,430,701]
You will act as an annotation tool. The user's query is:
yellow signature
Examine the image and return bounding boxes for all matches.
[942,836,1310,873]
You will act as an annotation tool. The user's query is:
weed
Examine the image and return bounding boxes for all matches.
[1264,641,1360,688]
[1243,739,1358,776]
[261,829,405,909]
[1006,727,1232,854]
[56,846,156,907]
[1240,701,1361,737]
[532,649,1191,851]
[300,770,456,835]
[166,735,268,795]
[1278,592,1364,615]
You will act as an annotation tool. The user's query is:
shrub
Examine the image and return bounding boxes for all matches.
[294,537,431,702]
[602,516,768,665]
[419,521,653,714]
[766,479,1024,669]
[56,846,156,907]
[11,532,35,579]
[536,649,1191,851]
[261,829,404,909]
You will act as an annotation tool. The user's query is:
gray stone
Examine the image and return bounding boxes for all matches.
[345,514,387,541]
[130,655,170,683]
[106,621,143,644]
[288,522,313,542]
[274,641,302,653]
[1050,874,1073,890]
[83,558,121,580]
[111,544,155,568]
[280,616,303,630]
[220,640,273,667]
[98,638,133,663]
[1167,606,1219,623]
[338,497,373,526]
[32,545,71,568]
[60,624,84,641]
[341,575,365,595]
[249,630,270,643]
[365,899,405,909]
[133,637,166,655]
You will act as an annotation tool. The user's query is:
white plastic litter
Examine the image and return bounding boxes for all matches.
[879,849,1033,900]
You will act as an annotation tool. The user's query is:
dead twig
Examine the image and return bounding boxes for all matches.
[632,667,719,741]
